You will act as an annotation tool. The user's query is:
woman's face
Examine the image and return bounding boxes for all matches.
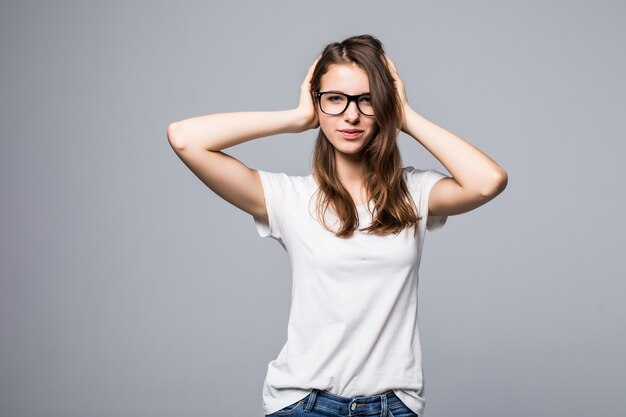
[317,63,378,158]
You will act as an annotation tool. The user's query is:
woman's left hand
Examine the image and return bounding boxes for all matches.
[384,54,411,133]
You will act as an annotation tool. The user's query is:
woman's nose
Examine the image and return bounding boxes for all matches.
[343,101,360,121]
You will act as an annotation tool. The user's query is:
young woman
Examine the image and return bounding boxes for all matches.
[167,34,507,417]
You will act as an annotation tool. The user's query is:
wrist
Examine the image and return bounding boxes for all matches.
[400,104,413,132]
[289,107,315,133]
[271,108,300,134]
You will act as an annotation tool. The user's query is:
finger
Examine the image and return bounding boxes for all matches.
[384,54,398,74]
[311,54,321,68]
[304,56,321,82]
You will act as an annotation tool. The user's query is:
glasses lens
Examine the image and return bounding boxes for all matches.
[357,95,374,116]
[320,93,347,115]
[320,93,374,116]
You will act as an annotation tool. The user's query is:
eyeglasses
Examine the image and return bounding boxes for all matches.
[315,91,374,116]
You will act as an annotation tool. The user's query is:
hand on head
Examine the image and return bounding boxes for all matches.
[296,54,322,132]
[383,54,410,132]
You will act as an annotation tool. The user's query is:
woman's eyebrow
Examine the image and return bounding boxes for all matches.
[325,90,371,95]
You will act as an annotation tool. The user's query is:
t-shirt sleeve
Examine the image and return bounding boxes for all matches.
[404,165,450,232]
[252,169,287,240]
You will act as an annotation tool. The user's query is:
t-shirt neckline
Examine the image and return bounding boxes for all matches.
[307,174,371,212]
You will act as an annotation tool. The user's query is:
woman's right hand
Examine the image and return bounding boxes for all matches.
[295,55,321,132]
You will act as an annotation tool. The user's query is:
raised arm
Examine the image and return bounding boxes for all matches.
[384,54,508,217]
[166,57,320,224]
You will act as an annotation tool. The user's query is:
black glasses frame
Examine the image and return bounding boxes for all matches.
[315,91,374,116]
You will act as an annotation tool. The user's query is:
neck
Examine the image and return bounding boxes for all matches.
[334,152,366,185]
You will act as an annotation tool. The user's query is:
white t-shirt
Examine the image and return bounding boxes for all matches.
[252,166,449,416]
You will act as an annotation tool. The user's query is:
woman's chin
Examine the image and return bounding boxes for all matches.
[335,143,367,156]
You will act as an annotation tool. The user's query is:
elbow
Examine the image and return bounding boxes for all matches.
[480,169,508,198]
[167,122,186,151]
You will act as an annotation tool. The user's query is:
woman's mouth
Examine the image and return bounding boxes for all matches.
[338,130,363,139]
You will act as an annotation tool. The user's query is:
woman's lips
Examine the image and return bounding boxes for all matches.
[338,130,363,139]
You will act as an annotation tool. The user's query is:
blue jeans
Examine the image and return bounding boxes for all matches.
[265,388,419,417]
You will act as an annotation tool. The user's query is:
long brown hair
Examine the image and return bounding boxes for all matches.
[309,34,421,238]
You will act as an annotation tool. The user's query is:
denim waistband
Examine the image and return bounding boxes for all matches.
[301,388,404,416]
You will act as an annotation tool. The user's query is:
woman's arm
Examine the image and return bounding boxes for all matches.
[166,57,320,223]
[385,55,508,217]
[167,108,311,152]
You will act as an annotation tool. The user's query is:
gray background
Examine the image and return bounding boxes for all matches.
[1,1,624,416]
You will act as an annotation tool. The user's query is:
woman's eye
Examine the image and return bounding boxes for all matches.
[360,96,372,103]
[328,95,343,101]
